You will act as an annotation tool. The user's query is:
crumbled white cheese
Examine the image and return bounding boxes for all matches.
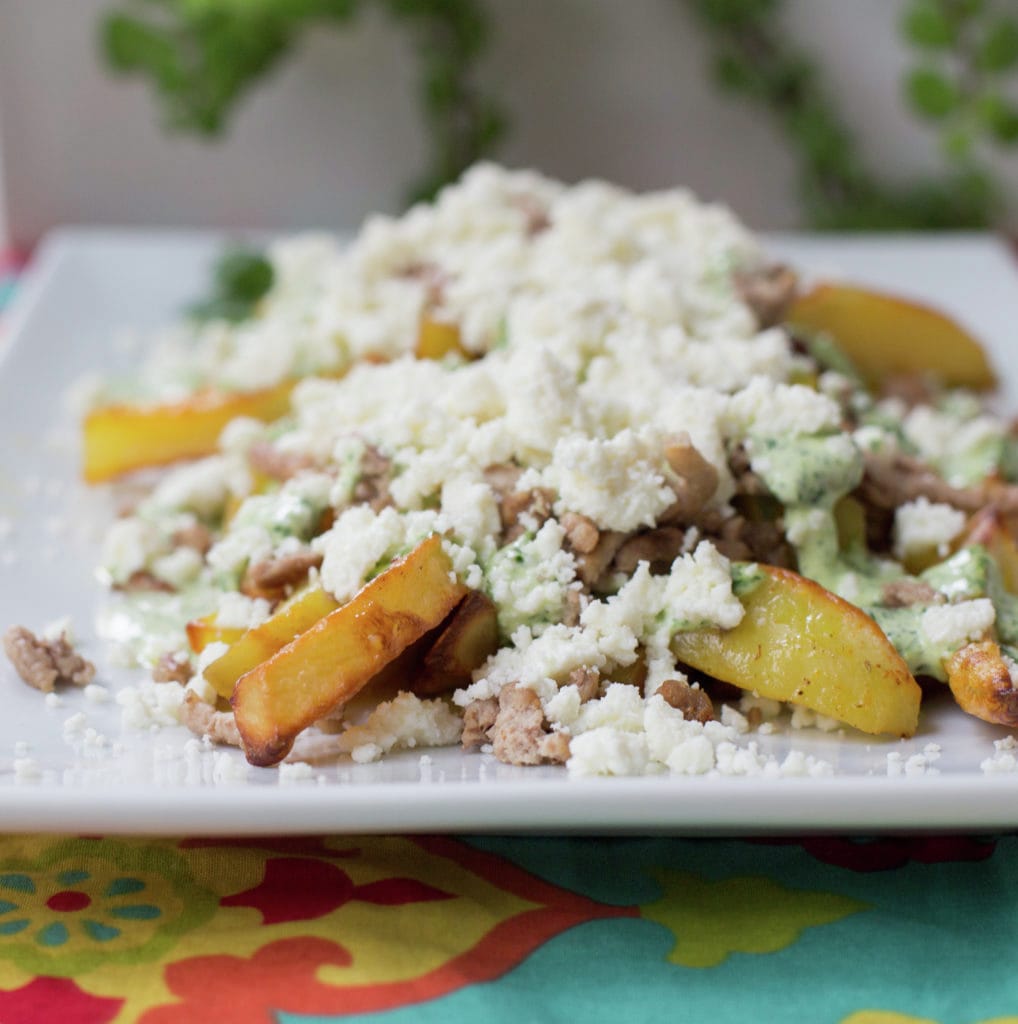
[485,519,577,636]
[212,751,250,783]
[572,683,646,734]
[920,598,996,650]
[62,712,88,738]
[893,497,966,561]
[317,505,411,602]
[336,692,462,762]
[215,592,271,631]
[13,758,42,782]
[144,455,247,520]
[724,378,841,440]
[278,761,316,783]
[567,729,651,777]
[789,706,843,732]
[100,518,168,585]
[981,736,1018,774]
[661,541,745,632]
[886,743,941,777]
[83,684,111,704]
[117,680,186,730]
[152,546,204,589]
[41,617,74,643]
[539,429,675,532]
[720,704,750,734]
[456,623,605,705]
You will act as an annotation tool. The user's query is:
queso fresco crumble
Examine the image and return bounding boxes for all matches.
[7,163,1018,779]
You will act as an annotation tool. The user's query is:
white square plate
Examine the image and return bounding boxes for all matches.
[2,228,1018,836]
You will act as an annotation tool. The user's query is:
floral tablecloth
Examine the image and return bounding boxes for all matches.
[0,832,1014,1024]
[3,257,1018,1024]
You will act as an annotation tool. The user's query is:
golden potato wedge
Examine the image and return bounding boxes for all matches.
[232,535,466,766]
[83,380,295,483]
[203,586,341,700]
[416,316,468,361]
[788,283,995,391]
[186,614,245,655]
[945,640,1018,727]
[412,590,499,696]
[611,649,648,692]
[671,564,921,737]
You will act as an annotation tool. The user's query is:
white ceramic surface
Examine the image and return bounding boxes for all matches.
[2,228,1018,835]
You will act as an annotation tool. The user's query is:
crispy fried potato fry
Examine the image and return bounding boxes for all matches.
[186,614,245,655]
[203,586,341,700]
[232,535,466,766]
[83,381,296,483]
[412,590,499,696]
[788,283,995,391]
[945,639,1018,727]
[671,565,921,737]
[416,316,469,361]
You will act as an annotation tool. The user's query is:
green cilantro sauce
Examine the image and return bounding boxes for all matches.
[751,431,1013,682]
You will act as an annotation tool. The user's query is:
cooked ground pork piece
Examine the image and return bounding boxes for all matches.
[562,587,583,627]
[483,464,556,541]
[3,626,96,693]
[537,731,571,762]
[483,462,523,497]
[734,263,798,328]
[511,194,552,237]
[171,522,213,555]
[461,696,499,748]
[152,651,194,685]
[695,509,795,568]
[560,511,600,554]
[353,444,393,511]
[859,452,989,515]
[880,579,946,608]
[727,444,771,497]
[397,260,449,307]
[612,527,688,575]
[500,488,556,542]
[661,437,720,522]
[118,570,175,594]
[656,678,714,723]
[241,549,324,602]
[567,666,601,703]
[574,530,627,588]
[180,690,242,747]
[248,440,316,482]
[879,373,939,409]
[489,683,568,765]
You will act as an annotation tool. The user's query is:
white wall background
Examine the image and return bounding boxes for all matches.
[1,0,1016,248]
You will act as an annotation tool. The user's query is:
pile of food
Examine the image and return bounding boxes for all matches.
[7,164,1018,778]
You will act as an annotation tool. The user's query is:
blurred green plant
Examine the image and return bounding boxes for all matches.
[101,0,506,204]
[188,246,275,321]
[101,0,1018,228]
[685,0,1018,228]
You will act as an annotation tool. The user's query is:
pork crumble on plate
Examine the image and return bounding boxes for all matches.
[9,164,1018,778]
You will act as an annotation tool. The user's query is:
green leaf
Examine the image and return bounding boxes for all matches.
[902,1,956,49]
[976,17,1018,72]
[215,249,275,305]
[102,14,179,75]
[188,248,274,323]
[713,52,759,93]
[978,93,1018,144]
[905,66,960,120]
[940,123,975,160]
[692,0,779,30]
